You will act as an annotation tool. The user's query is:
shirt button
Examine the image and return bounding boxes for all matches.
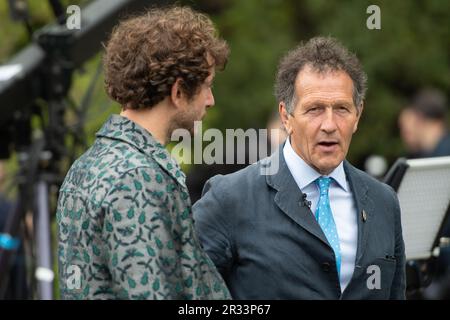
[322,262,331,272]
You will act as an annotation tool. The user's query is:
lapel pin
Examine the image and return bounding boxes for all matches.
[362,210,367,222]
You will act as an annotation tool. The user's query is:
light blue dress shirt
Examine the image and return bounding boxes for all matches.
[283,138,358,292]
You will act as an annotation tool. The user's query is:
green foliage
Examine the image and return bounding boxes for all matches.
[197,0,449,165]
[295,0,450,164]
[1,0,449,169]
[201,0,296,130]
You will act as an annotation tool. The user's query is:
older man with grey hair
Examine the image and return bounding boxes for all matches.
[193,36,406,299]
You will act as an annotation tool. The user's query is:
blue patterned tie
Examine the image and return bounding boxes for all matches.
[315,177,341,276]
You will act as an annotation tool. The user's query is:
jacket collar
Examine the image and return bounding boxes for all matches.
[265,145,330,246]
[96,114,186,187]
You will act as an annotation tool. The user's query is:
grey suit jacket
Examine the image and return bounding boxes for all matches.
[193,147,406,299]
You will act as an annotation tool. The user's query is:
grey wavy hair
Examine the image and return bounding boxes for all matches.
[275,36,367,114]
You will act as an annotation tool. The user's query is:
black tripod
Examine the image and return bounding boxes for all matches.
[0,91,71,299]
[0,140,57,299]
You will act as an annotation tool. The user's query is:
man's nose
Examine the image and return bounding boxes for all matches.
[320,108,338,133]
[207,90,215,108]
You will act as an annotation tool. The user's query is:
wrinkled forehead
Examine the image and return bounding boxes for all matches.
[294,65,354,104]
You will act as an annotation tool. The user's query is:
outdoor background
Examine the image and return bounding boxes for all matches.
[1,0,449,173]
[0,0,449,298]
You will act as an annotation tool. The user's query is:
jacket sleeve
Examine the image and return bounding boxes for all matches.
[102,167,184,299]
[193,175,235,280]
[389,188,407,299]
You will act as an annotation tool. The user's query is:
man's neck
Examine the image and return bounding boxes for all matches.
[120,101,173,145]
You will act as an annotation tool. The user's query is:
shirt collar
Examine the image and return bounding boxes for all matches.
[96,114,186,187]
[283,137,349,192]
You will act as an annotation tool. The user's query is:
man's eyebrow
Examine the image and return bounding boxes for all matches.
[304,101,352,107]
[303,102,326,108]
[332,101,353,107]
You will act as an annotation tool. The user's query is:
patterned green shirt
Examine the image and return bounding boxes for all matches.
[56,115,230,300]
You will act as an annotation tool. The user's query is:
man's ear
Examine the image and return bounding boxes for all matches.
[353,102,364,133]
[170,78,186,110]
[279,102,292,135]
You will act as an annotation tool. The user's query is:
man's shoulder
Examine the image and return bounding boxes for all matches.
[433,133,450,157]
[92,136,155,170]
[207,159,268,191]
[345,161,397,201]
[60,137,158,196]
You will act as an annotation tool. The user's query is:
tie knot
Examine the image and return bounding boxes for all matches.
[316,176,331,194]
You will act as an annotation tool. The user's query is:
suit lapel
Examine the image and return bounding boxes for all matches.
[265,148,376,257]
[344,161,374,264]
[265,148,330,247]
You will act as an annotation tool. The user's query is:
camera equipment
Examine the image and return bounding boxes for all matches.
[0,0,165,299]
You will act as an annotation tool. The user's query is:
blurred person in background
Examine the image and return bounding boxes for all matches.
[399,88,450,159]
[56,6,230,300]
[398,88,450,299]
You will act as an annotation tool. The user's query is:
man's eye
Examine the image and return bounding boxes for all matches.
[334,106,348,113]
[307,107,321,113]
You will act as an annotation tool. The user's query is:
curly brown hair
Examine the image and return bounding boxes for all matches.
[103,6,229,110]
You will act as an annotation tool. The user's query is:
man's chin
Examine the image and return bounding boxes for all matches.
[316,159,343,175]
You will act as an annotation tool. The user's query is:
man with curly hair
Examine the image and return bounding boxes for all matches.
[56,6,230,300]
